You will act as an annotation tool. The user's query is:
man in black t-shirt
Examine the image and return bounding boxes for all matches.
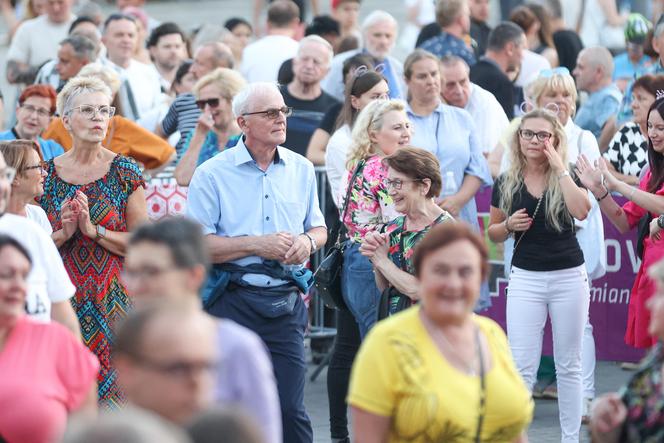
[470,22,525,120]
[280,35,340,156]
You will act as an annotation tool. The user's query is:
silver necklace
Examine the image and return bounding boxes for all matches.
[421,312,479,376]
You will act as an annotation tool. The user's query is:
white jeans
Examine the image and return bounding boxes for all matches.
[507,265,590,443]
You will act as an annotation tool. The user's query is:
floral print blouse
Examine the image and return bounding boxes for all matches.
[619,343,664,442]
[341,155,399,243]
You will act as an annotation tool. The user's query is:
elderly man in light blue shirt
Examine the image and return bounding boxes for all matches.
[186,82,326,443]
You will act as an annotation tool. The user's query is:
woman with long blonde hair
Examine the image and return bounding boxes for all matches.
[488,109,591,442]
[340,98,411,338]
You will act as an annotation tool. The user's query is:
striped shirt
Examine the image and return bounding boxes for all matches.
[161,93,201,160]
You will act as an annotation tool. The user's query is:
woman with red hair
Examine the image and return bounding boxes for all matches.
[0,84,65,160]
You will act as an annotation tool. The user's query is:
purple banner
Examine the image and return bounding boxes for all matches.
[476,187,646,362]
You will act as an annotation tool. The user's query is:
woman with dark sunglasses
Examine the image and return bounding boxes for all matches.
[174,68,246,186]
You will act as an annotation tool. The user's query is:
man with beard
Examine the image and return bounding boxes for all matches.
[147,22,188,93]
[322,10,405,100]
[280,36,338,156]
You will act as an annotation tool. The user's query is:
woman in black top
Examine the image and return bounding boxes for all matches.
[488,109,591,442]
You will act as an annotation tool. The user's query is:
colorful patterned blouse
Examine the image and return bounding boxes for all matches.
[619,343,664,442]
[341,155,400,243]
[384,212,454,274]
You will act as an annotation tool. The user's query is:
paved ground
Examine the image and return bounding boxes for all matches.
[0,1,637,441]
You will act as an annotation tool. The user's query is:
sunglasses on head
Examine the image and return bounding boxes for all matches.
[195,98,221,110]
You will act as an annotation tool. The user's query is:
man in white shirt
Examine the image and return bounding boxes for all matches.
[0,150,79,335]
[147,22,188,93]
[322,10,406,100]
[440,55,509,154]
[6,0,76,85]
[102,13,163,121]
[241,0,300,83]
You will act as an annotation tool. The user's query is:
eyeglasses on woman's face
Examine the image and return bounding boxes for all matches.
[23,161,47,173]
[195,97,221,110]
[384,178,422,190]
[518,129,552,142]
[20,103,51,118]
[68,105,116,120]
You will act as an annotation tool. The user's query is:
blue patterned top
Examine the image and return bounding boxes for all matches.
[420,31,477,67]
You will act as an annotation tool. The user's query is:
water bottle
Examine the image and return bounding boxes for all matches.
[441,171,458,198]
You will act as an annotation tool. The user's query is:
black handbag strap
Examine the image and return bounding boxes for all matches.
[335,159,366,245]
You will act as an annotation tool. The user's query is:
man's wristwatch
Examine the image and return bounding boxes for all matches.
[302,232,317,253]
[658,214,664,230]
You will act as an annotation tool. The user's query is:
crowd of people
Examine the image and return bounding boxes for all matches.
[3,0,664,442]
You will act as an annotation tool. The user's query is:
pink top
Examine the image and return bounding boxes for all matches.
[0,316,99,443]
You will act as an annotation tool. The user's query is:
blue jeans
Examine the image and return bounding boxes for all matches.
[341,241,381,338]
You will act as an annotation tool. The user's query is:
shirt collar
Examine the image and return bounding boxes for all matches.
[233,136,285,167]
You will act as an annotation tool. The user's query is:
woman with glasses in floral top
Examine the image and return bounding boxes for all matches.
[39,76,148,408]
[360,147,453,318]
[340,98,411,338]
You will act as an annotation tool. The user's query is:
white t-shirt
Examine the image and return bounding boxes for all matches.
[102,58,164,121]
[324,124,352,209]
[515,49,551,88]
[0,213,75,322]
[25,204,53,235]
[465,83,510,154]
[7,14,75,67]
[241,35,299,83]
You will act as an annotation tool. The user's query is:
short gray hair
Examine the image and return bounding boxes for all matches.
[361,10,397,32]
[232,82,282,118]
[61,35,98,63]
[440,54,469,72]
[57,75,112,116]
[297,35,334,66]
[581,46,614,80]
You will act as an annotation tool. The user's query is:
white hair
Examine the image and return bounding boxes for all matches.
[57,75,112,116]
[231,82,282,118]
[297,35,334,66]
[361,10,398,32]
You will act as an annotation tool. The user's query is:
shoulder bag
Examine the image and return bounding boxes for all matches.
[314,160,366,310]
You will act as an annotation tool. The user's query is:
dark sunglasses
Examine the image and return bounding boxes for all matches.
[195,98,221,110]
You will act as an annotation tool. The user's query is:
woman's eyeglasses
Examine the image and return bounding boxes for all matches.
[518,129,553,142]
[242,106,293,119]
[23,161,47,173]
[384,178,422,190]
[69,105,115,119]
[195,98,221,110]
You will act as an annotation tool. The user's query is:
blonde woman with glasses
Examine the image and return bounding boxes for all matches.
[488,109,591,442]
[39,75,148,408]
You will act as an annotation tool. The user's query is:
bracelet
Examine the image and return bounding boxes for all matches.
[557,170,570,181]
[95,224,107,240]
[658,214,664,230]
[628,187,637,201]
[505,216,514,234]
[596,187,609,202]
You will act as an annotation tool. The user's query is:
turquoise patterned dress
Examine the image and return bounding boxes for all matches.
[40,155,144,408]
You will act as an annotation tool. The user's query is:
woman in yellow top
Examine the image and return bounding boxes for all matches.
[348,223,533,443]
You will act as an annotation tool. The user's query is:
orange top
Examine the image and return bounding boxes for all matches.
[42,116,175,170]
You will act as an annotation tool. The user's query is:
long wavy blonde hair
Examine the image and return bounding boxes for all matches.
[346,99,406,169]
[499,109,571,232]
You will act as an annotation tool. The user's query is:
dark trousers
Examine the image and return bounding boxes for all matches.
[327,308,361,440]
[208,285,313,443]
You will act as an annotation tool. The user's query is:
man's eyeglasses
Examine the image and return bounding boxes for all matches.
[384,178,422,190]
[195,98,221,110]
[68,105,116,119]
[518,129,553,142]
[242,106,293,119]
[20,103,51,118]
[0,166,16,182]
[133,355,219,379]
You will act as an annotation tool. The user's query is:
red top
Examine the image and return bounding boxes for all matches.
[0,316,99,443]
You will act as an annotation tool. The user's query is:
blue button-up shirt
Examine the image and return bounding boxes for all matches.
[186,137,326,286]
[419,32,477,67]
[0,129,65,160]
[575,84,622,139]
[406,103,492,229]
